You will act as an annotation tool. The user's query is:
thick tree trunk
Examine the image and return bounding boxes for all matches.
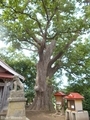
[30,85,54,111]
[30,60,54,111]
[30,40,56,111]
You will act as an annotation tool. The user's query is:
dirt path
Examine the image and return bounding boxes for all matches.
[26,111,65,120]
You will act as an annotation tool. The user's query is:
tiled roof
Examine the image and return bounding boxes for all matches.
[54,92,66,96]
[64,92,84,100]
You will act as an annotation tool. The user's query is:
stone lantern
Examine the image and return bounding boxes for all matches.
[54,91,65,115]
[64,92,89,120]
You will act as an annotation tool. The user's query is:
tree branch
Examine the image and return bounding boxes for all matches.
[20,46,37,52]
[43,40,56,65]
[44,6,58,41]
[25,29,41,47]
[35,17,44,35]
[41,0,49,20]
[1,2,44,36]
[49,32,80,67]
[18,37,40,49]
[47,61,63,78]
[40,0,58,41]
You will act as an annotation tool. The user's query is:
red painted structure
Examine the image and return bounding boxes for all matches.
[65,93,89,120]
[64,92,84,100]
[54,91,66,97]
[64,92,84,111]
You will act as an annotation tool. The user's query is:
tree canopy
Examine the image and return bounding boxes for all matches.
[0,0,89,79]
[0,0,90,111]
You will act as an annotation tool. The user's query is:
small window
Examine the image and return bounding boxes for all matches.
[70,100,75,110]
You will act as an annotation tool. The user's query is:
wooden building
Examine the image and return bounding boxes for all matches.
[0,59,25,112]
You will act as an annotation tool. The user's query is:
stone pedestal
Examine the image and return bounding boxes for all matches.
[65,109,89,120]
[5,90,29,120]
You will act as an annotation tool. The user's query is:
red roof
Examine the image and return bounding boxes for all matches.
[64,92,84,100]
[54,92,66,96]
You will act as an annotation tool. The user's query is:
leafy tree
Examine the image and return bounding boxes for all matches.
[64,40,90,114]
[0,0,90,111]
[63,39,90,85]
[83,89,90,116]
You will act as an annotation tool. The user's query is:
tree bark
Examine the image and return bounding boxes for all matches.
[30,40,56,111]
[30,60,54,111]
[30,85,54,111]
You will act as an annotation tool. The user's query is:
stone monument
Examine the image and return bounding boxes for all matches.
[5,75,30,120]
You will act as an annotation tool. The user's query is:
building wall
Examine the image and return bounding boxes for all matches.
[75,100,83,111]
[55,96,63,105]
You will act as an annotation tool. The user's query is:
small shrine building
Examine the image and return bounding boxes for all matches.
[65,92,89,120]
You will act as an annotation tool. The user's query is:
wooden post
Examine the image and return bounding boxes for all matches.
[0,81,12,112]
[0,82,7,111]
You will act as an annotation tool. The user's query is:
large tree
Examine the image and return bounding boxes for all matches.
[0,0,90,111]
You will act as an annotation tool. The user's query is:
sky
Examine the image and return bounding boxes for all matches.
[0,41,6,48]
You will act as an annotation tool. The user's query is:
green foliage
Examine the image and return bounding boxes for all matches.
[83,89,90,116]
[0,0,89,48]
[8,59,36,103]
[0,1,89,52]
[64,38,90,114]
[46,76,61,92]
[62,39,90,83]
[0,0,90,102]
